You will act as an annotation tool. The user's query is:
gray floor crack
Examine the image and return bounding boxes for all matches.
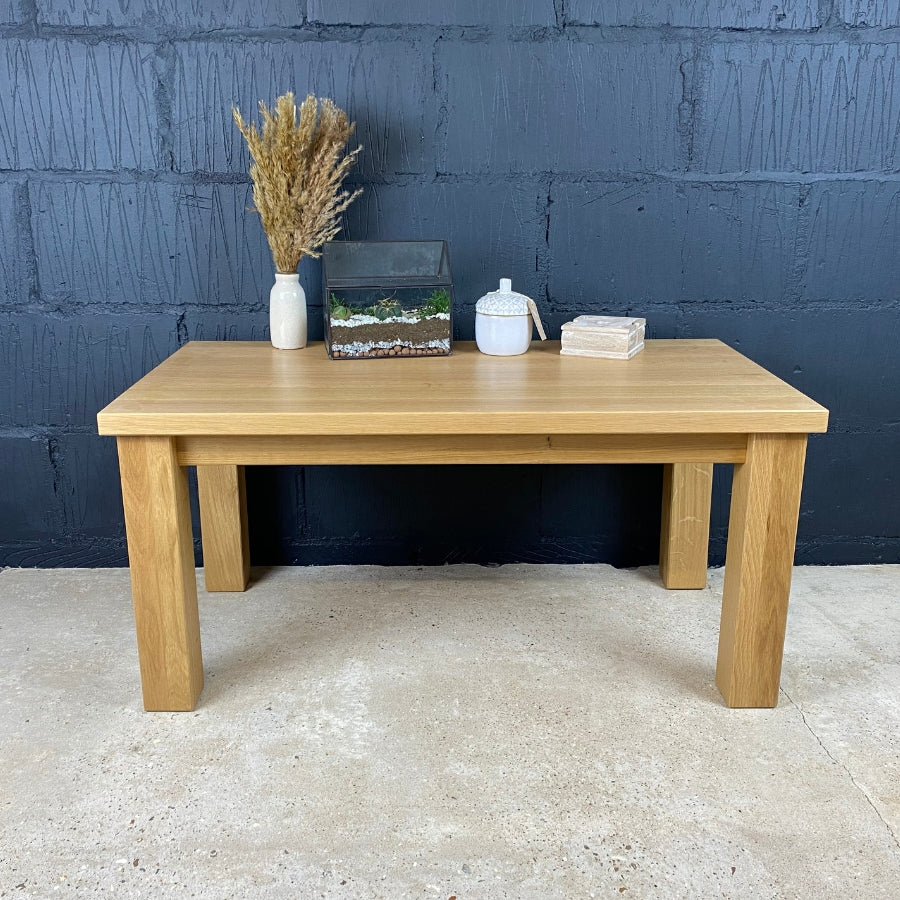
[782,686,900,853]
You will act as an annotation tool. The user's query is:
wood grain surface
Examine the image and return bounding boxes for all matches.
[97,340,829,437]
[659,462,714,589]
[716,433,808,707]
[197,465,250,592]
[176,433,749,466]
[117,436,203,711]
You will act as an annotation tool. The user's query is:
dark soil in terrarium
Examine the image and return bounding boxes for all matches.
[329,316,449,346]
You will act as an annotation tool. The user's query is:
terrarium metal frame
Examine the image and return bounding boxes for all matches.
[323,240,454,360]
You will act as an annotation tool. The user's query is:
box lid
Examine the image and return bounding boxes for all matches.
[562,315,646,334]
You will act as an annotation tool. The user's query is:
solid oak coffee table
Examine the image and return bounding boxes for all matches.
[97,340,828,712]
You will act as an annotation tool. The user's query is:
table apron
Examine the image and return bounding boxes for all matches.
[175,433,748,466]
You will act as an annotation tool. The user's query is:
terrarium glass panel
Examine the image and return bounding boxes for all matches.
[323,240,453,359]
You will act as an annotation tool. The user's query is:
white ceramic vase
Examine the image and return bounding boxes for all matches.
[269,272,307,350]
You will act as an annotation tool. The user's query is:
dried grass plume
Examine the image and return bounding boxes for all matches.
[233,92,362,273]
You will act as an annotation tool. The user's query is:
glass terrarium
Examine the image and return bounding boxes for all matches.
[323,240,453,359]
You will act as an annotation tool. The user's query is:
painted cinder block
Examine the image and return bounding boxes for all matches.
[307,0,556,26]
[55,432,125,538]
[0,39,159,171]
[175,185,329,313]
[306,466,661,566]
[565,0,816,28]
[548,179,801,307]
[172,40,431,177]
[697,41,900,173]
[179,249,322,339]
[442,39,689,175]
[32,179,353,312]
[341,180,548,321]
[839,1,900,26]
[538,465,662,548]
[0,437,61,540]
[32,180,294,309]
[33,176,543,330]
[799,431,900,539]
[801,181,900,303]
[32,181,179,309]
[304,465,541,545]
[245,465,305,564]
[708,464,734,566]
[179,310,273,342]
[174,183,273,308]
[35,0,302,28]
[0,312,178,427]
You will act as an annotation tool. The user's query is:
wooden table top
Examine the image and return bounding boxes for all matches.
[96,340,829,437]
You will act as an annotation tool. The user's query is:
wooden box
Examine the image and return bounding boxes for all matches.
[560,315,646,359]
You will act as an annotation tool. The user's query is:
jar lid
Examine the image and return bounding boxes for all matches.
[476,278,531,316]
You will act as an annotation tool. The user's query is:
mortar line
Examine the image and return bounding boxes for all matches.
[15,179,39,305]
[5,296,900,317]
[9,169,900,187]
[6,23,900,43]
[554,0,566,29]
[432,34,448,176]
[153,35,176,173]
[0,425,100,438]
[781,685,900,853]
[778,180,812,305]
[539,175,553,305]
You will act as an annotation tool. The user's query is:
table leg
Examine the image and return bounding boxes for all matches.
[716,433,807,708]
[197,465,250,592]
[659,462,713,589]
[118,436,203,711]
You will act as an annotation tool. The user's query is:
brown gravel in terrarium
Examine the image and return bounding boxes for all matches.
[331,345,447,358]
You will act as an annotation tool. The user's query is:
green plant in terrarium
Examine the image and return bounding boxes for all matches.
[373,294,402,320]
[421,288,450,317]
[329,293,351,320]
[330,289,450,323]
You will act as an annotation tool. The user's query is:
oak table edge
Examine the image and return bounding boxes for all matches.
[96,340,829,437]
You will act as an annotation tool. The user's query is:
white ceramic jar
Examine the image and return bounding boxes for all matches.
[475,279,534,356]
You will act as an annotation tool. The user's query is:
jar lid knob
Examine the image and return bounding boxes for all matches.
[499,278,512,292]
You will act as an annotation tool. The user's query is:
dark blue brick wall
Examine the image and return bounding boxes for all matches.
[0,39,159,169]
[1,1,897,567]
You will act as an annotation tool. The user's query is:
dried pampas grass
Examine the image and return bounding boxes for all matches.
[233,92,362,274]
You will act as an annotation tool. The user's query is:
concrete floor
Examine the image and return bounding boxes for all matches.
[0,565,898,899]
